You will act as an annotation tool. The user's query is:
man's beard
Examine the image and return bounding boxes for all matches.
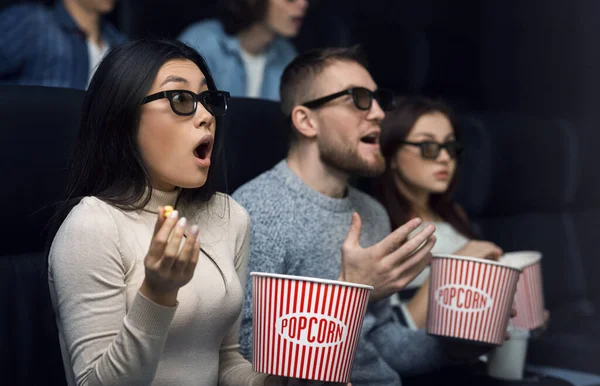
[318,137,385,178]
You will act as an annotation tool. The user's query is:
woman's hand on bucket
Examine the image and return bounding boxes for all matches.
[455,240,503,261]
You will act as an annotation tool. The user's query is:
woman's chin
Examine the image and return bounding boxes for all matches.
[428,182,451,194]
[177,175,209,190]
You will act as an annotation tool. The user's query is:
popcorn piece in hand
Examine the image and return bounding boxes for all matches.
[163,206,174,218]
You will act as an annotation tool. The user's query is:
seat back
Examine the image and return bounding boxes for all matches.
[216,97,289,194]
[571,123,600,310]
[114,0,217,39]
[0,86,84,254]
[0,85,85,385]
[455,112,586,311]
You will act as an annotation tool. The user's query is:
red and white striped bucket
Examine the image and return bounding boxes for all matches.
[426,254,521,345]
[251,272,372,383]
[500,251,545,330]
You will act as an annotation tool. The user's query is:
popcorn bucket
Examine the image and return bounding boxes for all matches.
[500,251,545,329]
[251,272,372,382]
[426,255,521,345]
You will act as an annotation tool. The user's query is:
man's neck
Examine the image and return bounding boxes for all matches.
[287,145,349,199]
[237,23,276,55]
[63,0,102,45]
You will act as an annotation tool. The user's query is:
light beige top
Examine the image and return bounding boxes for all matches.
[48,189,268,386]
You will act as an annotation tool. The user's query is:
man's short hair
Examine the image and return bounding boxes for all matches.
[279,45,368,143]
[217,0,268,35]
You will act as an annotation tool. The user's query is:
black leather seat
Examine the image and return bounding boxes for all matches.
[113,0,217,39]
[216,97,289,194]
[0,85,85,385]
[455,112,600,374]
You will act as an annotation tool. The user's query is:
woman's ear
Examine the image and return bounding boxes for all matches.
[290,105,317,140]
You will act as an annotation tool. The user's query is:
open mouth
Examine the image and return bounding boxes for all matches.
[360,133,379,145]
[193,136,213,160]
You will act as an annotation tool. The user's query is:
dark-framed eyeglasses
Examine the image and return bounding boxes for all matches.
[142,89,231,117]
[302,87,396,112]
[402,140,462,160]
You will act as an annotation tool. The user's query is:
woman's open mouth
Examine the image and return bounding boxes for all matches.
[193,135,213,167]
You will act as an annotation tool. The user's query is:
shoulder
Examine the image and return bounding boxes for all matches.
[49,197,122,268]
[103,21,127,45]
[273,38,297,61]
[214,192,250,227]
[61,196,120,231]
[53,197,122,247]
[0,4,48,21]
[232,167,292,220]
[0,4,49,32]
[203,192,250,238]
[349,187,389,218]
[349,187,392,233]
[179,19,224,51]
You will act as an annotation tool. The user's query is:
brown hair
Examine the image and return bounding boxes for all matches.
[217,0,269,35]
[372,96,476,238]
[279,45,368,143]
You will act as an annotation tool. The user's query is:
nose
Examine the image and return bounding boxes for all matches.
[436,146,452,162]
[297,0,309,12]
[367,98,386,123]
[194,102,215,131]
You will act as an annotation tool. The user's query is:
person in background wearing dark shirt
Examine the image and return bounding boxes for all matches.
[0,0,126,89]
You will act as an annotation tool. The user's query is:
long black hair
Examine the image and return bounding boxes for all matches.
[372,96,476,239]
[47,39,227,276]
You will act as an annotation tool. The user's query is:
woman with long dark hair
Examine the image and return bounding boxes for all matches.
[47,39,300,385]
[372,97,503,329]
[372,97,600,386]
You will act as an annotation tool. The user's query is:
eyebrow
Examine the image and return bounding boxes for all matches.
[412,132,456,140]
[160,75,189,87]
[413,133,436,139]
[159,76,208,88]
[346,84,377,91]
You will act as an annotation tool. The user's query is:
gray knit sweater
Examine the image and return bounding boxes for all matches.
[233,161,452,386]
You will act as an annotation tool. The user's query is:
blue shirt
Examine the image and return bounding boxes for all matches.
[0,3,126,89]
[179,20,297,101]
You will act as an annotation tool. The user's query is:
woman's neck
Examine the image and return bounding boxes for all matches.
[237,23,276,55]
[393,174,439,222]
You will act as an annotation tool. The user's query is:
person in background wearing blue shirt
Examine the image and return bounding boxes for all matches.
[179,0,308,101]
[0,0,126,89]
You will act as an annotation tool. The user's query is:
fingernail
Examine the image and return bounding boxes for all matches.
[177,217,187,227]
[190,225,199,235]
[413,217,422,224]
[170,210,179,219]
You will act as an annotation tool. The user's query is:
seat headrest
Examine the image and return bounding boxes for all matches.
[0,86,85,254]
[216,97,289,194]
[456,112,577,217]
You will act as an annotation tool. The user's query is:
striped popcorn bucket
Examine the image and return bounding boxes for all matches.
[250,272,373,383]
[500,251,545,329]
[426,254,521,345]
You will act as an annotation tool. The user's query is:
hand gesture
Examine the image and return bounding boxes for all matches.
[339,213,436,302]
